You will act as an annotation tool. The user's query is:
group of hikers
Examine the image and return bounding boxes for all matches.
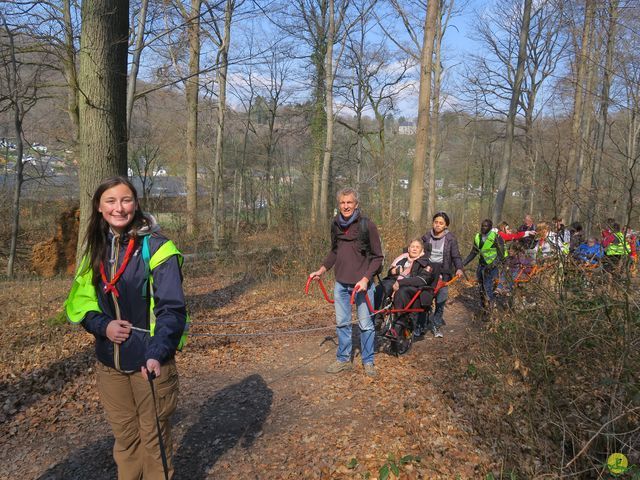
[309,188,638,379]
[63,177,635,478]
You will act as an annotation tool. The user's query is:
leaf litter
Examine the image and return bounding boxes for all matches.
[0,273,525,479]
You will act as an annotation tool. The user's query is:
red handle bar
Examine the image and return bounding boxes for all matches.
[348,275,460,314]
[304,276,334,304]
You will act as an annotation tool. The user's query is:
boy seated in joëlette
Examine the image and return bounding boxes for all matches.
[391,247,441,311]
[573,237,603,265]
[378,238,424,304]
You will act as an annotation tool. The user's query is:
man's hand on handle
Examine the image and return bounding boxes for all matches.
[355,277,369,293]
[309,266,327,279]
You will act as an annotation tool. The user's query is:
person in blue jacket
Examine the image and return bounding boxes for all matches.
[65,176,187,479]
[573,237,603,265]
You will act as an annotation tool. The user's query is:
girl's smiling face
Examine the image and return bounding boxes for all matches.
[98,183,136,234]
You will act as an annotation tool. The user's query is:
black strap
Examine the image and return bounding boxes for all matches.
[147,371,170,480]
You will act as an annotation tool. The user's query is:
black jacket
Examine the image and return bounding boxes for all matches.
[421,230,463,281]
[397,253,442,306]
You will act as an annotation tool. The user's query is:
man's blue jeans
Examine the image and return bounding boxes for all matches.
[477,264,498,303]
[334,281,375,365]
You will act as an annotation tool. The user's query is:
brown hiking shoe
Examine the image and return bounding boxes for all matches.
[326,360,353,374]
[363,363,376,377]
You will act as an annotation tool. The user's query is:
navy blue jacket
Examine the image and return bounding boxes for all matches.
[81,231,187,372]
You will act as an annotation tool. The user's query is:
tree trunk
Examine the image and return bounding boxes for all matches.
[212,0,233,248]
[427,8,443,223]
[77,0,129,258]
[587,0,617,234]
[461,122,476,229]
[236,87,253,235]
[492,0,532,224]
[309,7,327,229]
[408,0,439,237]
[491,0,532,224]
[319,0,336,223]
[4,15,23,278]
[561,0,595,222]
[186,0,201,235]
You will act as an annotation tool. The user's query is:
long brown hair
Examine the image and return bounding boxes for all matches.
[82,176,145,285]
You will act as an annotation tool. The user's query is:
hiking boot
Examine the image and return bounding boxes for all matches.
[363,363,376,377]
[326,360,353,374]
[432,325,444,338]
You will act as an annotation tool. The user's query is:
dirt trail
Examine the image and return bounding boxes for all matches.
[0,275,500,479]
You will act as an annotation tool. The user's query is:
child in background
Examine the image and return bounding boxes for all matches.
[574,237,603,265]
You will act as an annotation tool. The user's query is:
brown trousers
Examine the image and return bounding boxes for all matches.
[96,359,179,480]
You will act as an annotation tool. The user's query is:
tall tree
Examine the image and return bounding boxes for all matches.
[318,0,338,223]
[562,0,596,222]
[0,12,46,277]
[282,0,331,227]
[491,0,533,223]
[185,0,202,235]
[126,0,150,137]
[77,0,129,250]
[587,0,618,231]
[408,0,439,236]
[210,0,235,248]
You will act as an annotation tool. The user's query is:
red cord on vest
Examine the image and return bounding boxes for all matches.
[100,237,137,297]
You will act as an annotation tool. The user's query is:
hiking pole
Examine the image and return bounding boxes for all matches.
[147,370,170,480]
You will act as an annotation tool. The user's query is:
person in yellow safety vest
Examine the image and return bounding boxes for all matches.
[463,219,505,313]
[64,176,188,479]
[603,222,630,273]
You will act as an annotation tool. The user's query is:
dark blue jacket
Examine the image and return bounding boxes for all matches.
[80,231,187,372]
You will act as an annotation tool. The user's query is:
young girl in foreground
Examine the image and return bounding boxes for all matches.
[65,176,187,479]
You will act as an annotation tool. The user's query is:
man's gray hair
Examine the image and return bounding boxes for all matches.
[336,187,359,203]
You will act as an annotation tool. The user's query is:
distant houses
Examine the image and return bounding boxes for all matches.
[398,121,417,135]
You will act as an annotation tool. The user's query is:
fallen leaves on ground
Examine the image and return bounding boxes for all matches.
[0,270,529,479]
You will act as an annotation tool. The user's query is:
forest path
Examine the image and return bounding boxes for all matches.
[1,274,500,479]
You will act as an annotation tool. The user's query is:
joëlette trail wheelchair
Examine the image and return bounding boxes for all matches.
[305,276,457,356]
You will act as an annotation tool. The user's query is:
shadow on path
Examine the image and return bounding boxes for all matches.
[186,276,256,315]
[0,347,93,425]
[174,374,272,479]
[37,374,273,480]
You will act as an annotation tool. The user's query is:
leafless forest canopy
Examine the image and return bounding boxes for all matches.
[1,0,638,251]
